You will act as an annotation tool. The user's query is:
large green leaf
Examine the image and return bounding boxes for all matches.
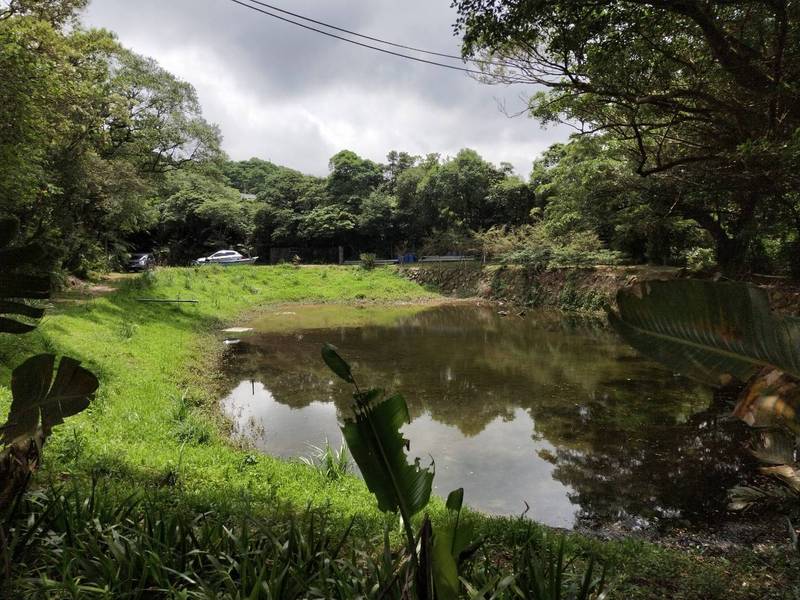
[608,279,800,386]
[432,488,474,600]
[321,343,354,383]
[2,354,99,443]
[0,216,50,334]
[340,390,433,517]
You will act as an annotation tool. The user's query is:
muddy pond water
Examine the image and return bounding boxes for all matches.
[220,303,753,529]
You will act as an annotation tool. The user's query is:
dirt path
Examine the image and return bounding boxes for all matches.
[53,272,137,302]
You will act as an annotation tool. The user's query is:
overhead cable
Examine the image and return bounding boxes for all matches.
[241,0,514,69]
[226,0,502,76]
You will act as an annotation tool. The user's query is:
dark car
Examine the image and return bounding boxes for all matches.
[126,252,155,272]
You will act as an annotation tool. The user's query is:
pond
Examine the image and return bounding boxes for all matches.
[220,303,754,529]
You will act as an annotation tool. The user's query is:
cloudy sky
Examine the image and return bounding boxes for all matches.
[84,0,570,178]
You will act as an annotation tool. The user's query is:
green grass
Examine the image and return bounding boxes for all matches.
[0,265,796,598]
[1,266,434,514]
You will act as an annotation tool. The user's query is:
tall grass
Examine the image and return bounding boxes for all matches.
[5,481,608,599]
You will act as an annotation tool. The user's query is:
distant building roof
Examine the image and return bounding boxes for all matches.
[241,193,257,200]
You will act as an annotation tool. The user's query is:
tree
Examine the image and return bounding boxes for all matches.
[0,4,226,274]
[297,204,357,246]
[486,174,534,226]
[453,0,800,272]
[358,189,399,253]
[155,169,254,263]
[105,49,223,173]
[326,150,384,209]
[0,0,86,26]
[223,158,281,195]
[384,150,419,193]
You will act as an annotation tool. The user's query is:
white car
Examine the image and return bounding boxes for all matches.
[193,250,256,265]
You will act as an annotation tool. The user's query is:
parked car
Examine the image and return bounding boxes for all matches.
[126,252,155,272]
[193,250,257,265]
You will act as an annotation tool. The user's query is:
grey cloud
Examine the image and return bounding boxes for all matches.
[85,0,570,177]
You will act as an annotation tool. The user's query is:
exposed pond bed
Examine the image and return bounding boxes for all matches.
[220,302,757,531]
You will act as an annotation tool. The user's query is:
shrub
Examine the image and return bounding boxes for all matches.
[685,247,716,272]
[478,224,623,269]
[359,252,377,270]
[420,228,480,256]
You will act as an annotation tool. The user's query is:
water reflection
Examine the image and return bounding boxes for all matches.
[221,304,754,528]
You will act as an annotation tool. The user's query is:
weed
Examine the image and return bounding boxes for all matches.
[52,427,87,465]
[172,393,213,445]
[239,453,259,470]
[7,482,610,600]
[118,318,137,339]
[360,252,377,270]
[300,438,351,481]
[174,415,213,445]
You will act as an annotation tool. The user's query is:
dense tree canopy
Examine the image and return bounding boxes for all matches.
[453,0,800,272]
[1,0,228,274]
[223,148,540,261]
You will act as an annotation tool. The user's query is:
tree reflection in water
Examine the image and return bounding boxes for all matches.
[222,304,753,528]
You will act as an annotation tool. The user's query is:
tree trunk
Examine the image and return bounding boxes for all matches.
[715,235,750,276]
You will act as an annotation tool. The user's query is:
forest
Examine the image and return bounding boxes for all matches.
[5,0,800,277]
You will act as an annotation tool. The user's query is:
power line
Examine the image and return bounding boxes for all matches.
[241,0,513,69]
[225,0,497,77]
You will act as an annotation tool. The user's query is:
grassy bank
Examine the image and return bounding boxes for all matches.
[1,265,437,519]
[1,265,795,598]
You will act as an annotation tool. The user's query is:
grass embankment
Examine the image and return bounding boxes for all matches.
[1,265,436,519]
[0,265,794,598]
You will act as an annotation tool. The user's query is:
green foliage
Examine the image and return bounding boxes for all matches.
[0,216,48,334]
[1,5,224,275]
[300,439,351,481]
[230,147,535,263]
[340,390,434,519]
[479,224,623,269]
[155,168,256,263]
[608,279,800,387]
[4,480,616,600]
[685,247,717,272]
[8,483,381,599]
[432,488,474,600]
[3,354,98,443]
[360,253,377,270]
[509,530,608,600]
[454,1,800,273]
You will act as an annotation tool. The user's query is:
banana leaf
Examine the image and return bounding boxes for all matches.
[2,354,99,443]
[608,279,800,387]
[340,390,433,517]
[0,216,49,334]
